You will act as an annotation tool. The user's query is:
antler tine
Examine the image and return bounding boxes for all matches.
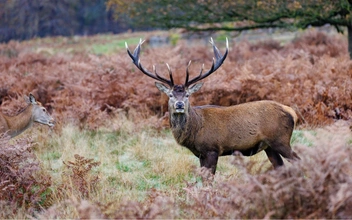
[185,37,229,87]
[126,39,174,87]
[185,61,191,85]
[185,61,204,85]
[165,63,174,86]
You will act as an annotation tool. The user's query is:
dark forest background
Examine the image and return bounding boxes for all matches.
[0,0,137,42]
[2,0,352,59]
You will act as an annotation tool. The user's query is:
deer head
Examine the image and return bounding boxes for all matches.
[126,38,228,114]
[25,94,55,127]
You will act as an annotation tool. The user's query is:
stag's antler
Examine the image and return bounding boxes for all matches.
[185,38,228,87]
[126,39,174,87]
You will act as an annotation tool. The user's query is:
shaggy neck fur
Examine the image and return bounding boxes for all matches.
[169,106,202,147]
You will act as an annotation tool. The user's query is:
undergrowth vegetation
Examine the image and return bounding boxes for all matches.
[0,30,351,128]
[1,29,352,218]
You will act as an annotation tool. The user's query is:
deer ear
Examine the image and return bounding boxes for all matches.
[28,93,37,104]
[155,82,170,94]
[188,83,203,94]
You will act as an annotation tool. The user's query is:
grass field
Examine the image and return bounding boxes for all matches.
[1,29,352,218]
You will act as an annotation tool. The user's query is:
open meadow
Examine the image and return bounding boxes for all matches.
[1,29,352,218]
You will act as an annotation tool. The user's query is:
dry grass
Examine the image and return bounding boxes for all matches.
[1,116,351,219]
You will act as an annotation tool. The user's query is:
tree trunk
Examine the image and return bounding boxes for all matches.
[348,25,352,59]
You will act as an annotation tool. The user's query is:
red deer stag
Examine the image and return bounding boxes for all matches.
[126,38,300,174]
[0,94,55,138]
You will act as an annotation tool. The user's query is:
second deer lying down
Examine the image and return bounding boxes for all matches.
[0,94,55,138]
[126,38,300,175]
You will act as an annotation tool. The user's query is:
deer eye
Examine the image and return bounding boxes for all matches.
[42,108,46,112]
[185,94,189,98]
[169,94,173,98]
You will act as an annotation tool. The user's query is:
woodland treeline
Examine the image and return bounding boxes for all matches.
[0,0,133,43]
[108,0,352,58]
[3,0,352,59]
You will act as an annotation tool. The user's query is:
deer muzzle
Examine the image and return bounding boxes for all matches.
[174,101,185,113]
[48,118,55,127]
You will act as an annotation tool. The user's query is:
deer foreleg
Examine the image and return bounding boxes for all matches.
[200,151,219,174]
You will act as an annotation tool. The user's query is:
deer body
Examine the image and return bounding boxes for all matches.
[171,101,296,155]
[0,94,55,138]
[127,38,300,174]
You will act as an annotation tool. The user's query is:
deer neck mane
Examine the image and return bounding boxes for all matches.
[4,104,33,137]
[169,107,202,146]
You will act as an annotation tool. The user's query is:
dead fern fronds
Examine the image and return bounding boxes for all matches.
[0,135,52,216]
[61,154,101,198]
[180,121,352,219]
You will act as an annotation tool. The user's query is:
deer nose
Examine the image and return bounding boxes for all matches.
[49,117,55,127]
[175,101,185,109]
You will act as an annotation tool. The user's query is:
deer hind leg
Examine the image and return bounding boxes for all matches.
[264,147,284,168]
[269,140,300,162]
[199,151,219,175]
